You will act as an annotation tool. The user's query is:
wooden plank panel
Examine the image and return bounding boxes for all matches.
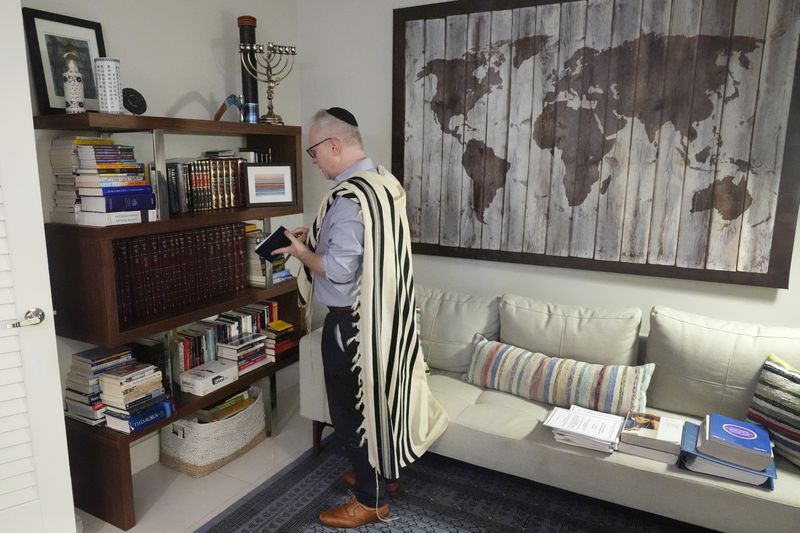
[621,0,672,263]
[524,4,561,254]
[546,0,587,257]
[460,12,492,249]
[421,19,446,244]
[595,0,643,261]
[403,20,425,242]
[501,7,537,252]
[570,0,614,258]
[439,15,468,247]
[738,0,800,272]
[706,0,769,271]
[647,0,702,265]
[480,10,513,250]
[676,0,735,268]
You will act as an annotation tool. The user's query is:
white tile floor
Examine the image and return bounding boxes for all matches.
[76,385,330,533]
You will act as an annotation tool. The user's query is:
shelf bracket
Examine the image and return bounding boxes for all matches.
[151,128,170,221]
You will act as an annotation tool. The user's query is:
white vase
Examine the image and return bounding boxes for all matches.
[94,58,123,114]
[63,55,85,114]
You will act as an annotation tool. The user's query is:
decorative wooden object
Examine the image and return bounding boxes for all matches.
[393,0,800,288]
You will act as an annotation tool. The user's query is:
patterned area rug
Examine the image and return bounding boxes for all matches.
[196,443,712,533]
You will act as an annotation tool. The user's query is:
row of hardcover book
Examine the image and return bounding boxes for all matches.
[113,223,247,324]
[544,408,777,489]
[164,158,247,215]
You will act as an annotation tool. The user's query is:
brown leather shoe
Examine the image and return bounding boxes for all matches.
[340,470,400,495]
[319,496,390,528]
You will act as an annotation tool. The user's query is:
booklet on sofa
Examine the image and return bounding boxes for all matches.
[544,406,624,452]
[679,421,775,490]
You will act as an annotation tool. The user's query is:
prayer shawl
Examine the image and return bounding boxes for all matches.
[298,165,449,478]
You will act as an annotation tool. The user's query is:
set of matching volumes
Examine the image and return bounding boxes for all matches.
[216,332,272,375]
[48,136,157,227]
[543,406,624,452]
[164,157,246,215]
[64,346,133,426]
[173,300,279,373]
[618,412,684,464]
[101,362,173,435]
[113,223,247,324]
[679,413,776,489]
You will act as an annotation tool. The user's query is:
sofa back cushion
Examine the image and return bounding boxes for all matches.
[646,306,800,418]
[465,335,655,416]
[499,294,642,366]
[416,286,500,372]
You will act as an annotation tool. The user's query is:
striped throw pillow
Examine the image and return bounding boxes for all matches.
[465,335,655,416]
[747,354,800,467]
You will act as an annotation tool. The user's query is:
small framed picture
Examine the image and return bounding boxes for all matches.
[244,163,295,206]
[22,8,106,114]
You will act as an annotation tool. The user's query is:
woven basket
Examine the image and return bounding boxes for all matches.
[159,385,266,477]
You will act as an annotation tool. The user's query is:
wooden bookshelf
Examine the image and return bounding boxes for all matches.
[36,113,308,530]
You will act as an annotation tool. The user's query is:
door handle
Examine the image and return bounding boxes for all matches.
[5,308,45,329]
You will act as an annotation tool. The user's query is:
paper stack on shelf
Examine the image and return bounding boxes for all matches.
[543,405,625,453]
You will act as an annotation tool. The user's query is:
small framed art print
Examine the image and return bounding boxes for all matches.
[244,163,295,206]
[22,8,106,114]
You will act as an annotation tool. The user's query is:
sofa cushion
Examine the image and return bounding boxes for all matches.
[465,335,655,416]
[646,306,800,418]
[499,294,642,366]
[416,286,500,372]
[747,354,800,467]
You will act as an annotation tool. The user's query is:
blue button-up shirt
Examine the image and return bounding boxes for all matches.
[313,158,374,307]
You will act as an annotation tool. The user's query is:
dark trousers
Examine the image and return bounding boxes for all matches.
[322,311,387,507]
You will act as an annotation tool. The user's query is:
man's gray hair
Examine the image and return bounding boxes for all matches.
[311,109,363,147]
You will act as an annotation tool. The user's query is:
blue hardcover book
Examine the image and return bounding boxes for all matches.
[697,413,773,471]
[104,399,174,434]
[79,185,153,197]
[679,422,776,490]
[81,193,156,213]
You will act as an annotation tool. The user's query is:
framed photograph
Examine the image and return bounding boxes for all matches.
[22,8,106,114]
[245,163,295,206]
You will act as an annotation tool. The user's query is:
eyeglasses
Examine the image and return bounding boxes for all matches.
[306,137,333,158]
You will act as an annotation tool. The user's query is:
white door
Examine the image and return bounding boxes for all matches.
[0,2,76,532]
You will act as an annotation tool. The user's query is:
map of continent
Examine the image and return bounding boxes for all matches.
[418,32,761,223]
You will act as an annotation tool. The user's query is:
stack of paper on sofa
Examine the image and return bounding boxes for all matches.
[544,406,624,452]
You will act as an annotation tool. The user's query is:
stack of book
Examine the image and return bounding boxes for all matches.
[680,413,776,488]
[543,405,625,452]
[216,332,271,375]
[163,156,247,215]
[618,411,684,464]
[64,346,134,426]
[245,230,271,288]
[49,136,157,226]
[265,319,300,358]
[271,256,293,284]
[100,362,171,434]
[196,389,255,423]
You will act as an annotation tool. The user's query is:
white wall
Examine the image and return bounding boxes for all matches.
[22,0,303,472]
[297,0,800,334]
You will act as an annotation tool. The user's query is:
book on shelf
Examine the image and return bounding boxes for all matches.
[102,388,165,411]
[64,398,106,420]
[78,184,153,197]
[617,441,679,464]
[104,399,175,435]
[254,226,291,262]
[65,378,101,395]
[64,410,106,426]
[49,209,158,226]
[696,413,773,471]
[99,362,158,386]
[64,389,102,405]
[679,421,776,489]
[179,358,239,396]
[72,345,132,365]
[100,372,163,400]
[80,193,156,213]
[544,405,624,453]
[620,411,684,455]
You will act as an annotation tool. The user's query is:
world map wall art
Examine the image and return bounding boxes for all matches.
[391,0,800,288]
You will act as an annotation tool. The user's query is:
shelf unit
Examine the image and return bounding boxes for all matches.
[35,112,307,530]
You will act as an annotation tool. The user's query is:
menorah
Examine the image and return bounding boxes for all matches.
[239,42,297,125]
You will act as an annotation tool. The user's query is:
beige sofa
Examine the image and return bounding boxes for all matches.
[299,287,800,532]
